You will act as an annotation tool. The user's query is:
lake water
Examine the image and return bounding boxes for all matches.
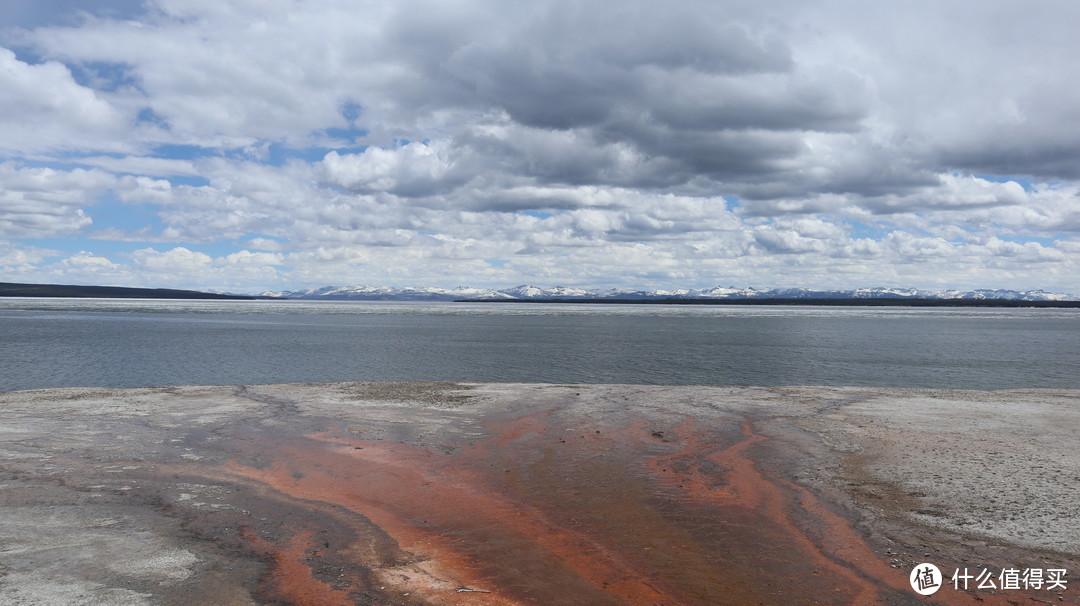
[1,298,1078,391]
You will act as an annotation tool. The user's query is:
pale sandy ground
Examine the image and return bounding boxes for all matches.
[0,383,1076,605]
[755,387,1080,578]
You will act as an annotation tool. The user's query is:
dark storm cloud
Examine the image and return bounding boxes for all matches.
[410,1,875,194]
[439,3,795,131]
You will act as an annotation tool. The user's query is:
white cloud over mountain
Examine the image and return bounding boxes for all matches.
[0,0,1078,293]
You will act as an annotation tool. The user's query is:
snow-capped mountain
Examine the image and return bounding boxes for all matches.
[262,284,1075,301]
[267,284,515,300]
[499,285,594,299]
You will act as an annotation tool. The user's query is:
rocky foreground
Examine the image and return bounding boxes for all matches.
[0,383,1077,605]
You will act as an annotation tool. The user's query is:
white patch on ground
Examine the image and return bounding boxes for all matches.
[795,388,1080,555]
[0,506,198,605]
[0,574,153,606]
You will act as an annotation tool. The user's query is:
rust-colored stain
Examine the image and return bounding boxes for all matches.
[240,528,356,606]
[172,405,1032,605]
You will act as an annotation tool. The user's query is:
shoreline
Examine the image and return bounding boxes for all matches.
[1,382,1076,605]
[455,297,1080,307]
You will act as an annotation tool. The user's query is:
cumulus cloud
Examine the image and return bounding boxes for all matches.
[127,246,284,289]
[0,0,1078,293]
[0,239,60,271]
[0,164,117,237]
[0,47,131,154]
[320,143,463,197]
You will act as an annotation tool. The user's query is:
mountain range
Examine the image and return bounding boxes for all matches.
[262,284,1076,301]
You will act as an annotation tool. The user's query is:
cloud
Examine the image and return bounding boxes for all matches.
[320,144,462,197]
[0,239,60,271]
[74,155,201,178]
[126,246,284,289]
[438,5,798,132]
[0,47,130,154]
[0,163,117,237]
[0,0,1078,294]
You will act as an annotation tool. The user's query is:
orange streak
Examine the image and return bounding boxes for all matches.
[191,405,1035,605]
[239,528,354,606]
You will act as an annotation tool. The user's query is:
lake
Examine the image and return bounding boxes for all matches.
[1,298,1078,391]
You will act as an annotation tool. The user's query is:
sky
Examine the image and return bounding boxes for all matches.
[1,0,1078,294]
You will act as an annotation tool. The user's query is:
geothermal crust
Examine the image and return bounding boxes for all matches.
[0,382,1077,605]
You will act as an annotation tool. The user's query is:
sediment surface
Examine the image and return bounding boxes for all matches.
[0,382,1076,605]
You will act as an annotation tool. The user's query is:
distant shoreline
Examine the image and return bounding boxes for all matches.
[4,280,1077,306]
[455,297,1080,307]
[0,281,258,300]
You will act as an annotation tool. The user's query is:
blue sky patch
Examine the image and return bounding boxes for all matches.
[518,210,557,219]
[89,192,162,232]
[152,144,219,161]
[69,61,139,93]
[845,220,892,240]
[137,107,169,127]
[339,100,363,123]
